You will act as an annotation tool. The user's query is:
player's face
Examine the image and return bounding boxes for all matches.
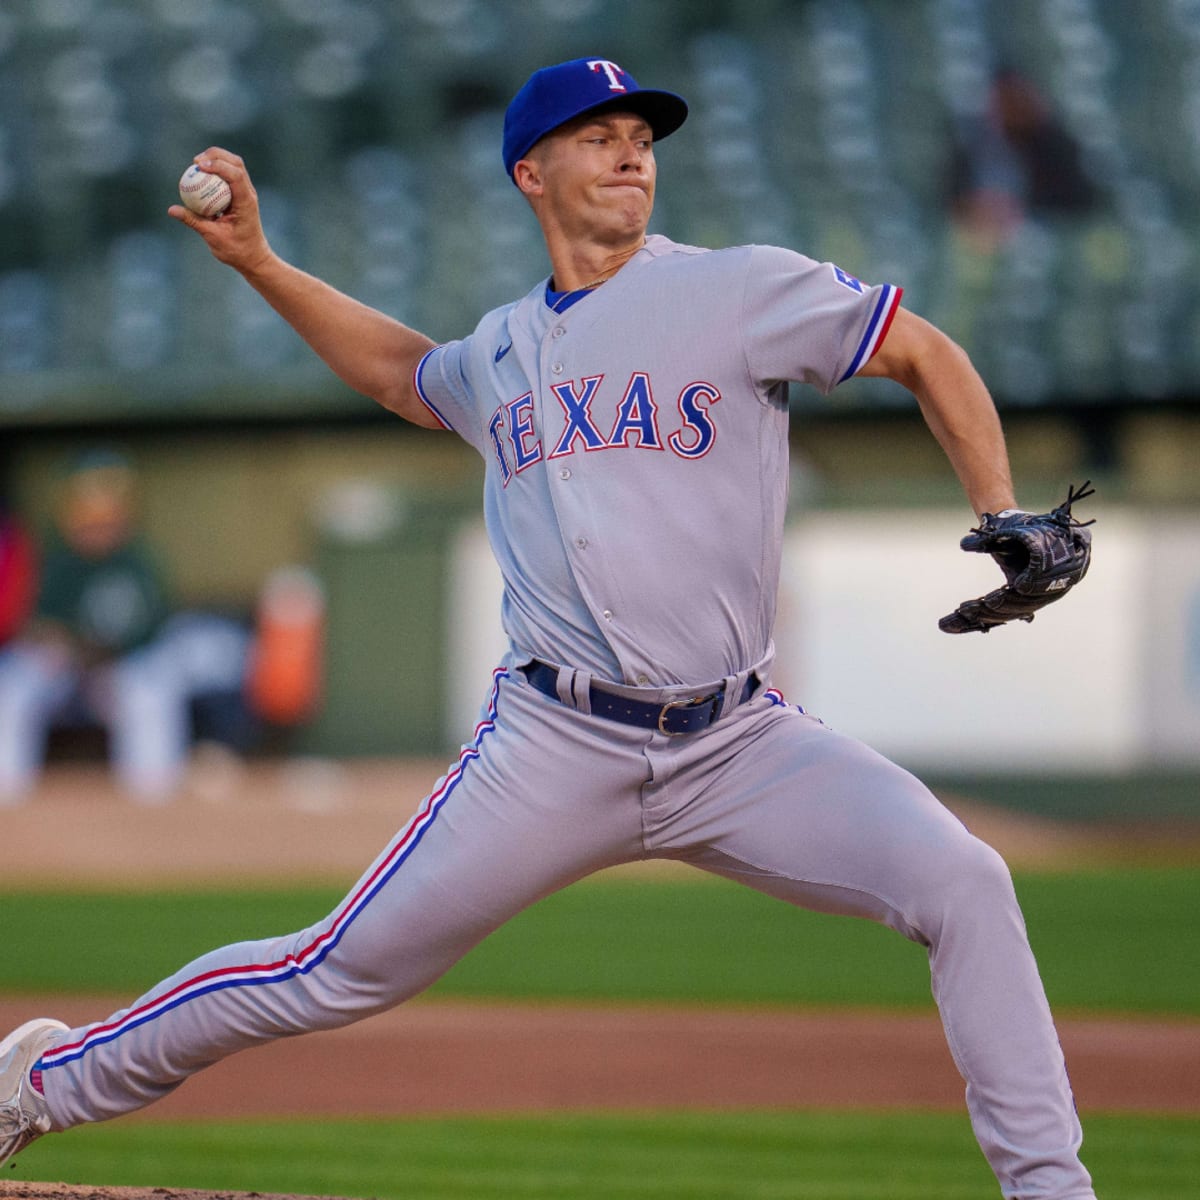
[525,111,657,243]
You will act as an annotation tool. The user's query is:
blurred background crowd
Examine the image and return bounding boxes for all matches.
[4,0,1200,413]
[1,0,1198,809]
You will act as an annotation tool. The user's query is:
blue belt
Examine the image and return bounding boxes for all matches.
[523,660,755,737]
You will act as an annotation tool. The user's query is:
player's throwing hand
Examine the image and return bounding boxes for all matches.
[168,148,271,274]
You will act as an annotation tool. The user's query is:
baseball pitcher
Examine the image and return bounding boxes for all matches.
[2,57,1095,1200]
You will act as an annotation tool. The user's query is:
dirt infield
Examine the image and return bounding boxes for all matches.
[0,1188,350,1200]
[0,1190,345,1200]
[8,756,1200,889]
[3,759,1198,1200]
[1,996,1197,1120]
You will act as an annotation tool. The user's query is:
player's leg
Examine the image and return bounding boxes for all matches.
[97,641,192,804]
[30,669,649,1130]
[0,645,75,805]
[643,697,1094,1200]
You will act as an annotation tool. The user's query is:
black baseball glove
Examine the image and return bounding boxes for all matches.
[939,482,1095,634]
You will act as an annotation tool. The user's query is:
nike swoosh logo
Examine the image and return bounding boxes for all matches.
[494,340,513,363]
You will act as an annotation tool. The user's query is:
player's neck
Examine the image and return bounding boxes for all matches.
[547,240,644,293]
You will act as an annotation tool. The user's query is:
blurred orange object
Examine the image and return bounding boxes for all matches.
[246,567,326,726]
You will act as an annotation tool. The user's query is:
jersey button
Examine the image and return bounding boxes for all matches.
[558,468,571,480]
[602,610,613,621]
[636,673,649,684]
[575,536,588,549]
[552,327,565,339]
[551,361,564,374]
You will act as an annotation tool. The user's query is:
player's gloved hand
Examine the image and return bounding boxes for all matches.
[939,481,1095,634]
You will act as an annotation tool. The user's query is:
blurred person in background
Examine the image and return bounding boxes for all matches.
[0,449,205,805]
[947,67,1099,250]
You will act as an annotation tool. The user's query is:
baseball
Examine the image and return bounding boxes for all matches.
[178,164,232,218]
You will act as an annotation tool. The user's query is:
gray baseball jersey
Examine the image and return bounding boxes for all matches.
[414,234,901,687]
[32,235,1094,1199]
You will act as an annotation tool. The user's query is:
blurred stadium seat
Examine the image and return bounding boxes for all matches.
[1,0,1198,420]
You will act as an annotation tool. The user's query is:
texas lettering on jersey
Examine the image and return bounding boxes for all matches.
[487,371,720,484]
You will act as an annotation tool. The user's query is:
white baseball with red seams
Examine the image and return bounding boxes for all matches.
[178,165,231,218]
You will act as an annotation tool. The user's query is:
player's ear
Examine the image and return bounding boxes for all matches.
[513,157,544,197]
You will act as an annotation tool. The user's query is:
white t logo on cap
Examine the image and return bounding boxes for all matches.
[587,59,628,91]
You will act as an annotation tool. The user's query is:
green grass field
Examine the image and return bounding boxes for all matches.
[3,867,1198,1014]
[9,1112,1199,1199]
[3,866,1197,1198]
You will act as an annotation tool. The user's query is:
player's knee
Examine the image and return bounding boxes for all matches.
[960,834,1016,901]
[906,831,1019,945]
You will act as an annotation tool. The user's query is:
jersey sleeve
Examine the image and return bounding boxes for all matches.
[412,340,488,453]
[741,244,902,396]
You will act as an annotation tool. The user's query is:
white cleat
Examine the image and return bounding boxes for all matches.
[0,1019,68,1166]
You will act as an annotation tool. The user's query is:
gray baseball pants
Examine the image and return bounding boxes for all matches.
[39,667,1095,1200]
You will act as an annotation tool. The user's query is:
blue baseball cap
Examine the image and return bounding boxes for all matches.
[503,57,688,179]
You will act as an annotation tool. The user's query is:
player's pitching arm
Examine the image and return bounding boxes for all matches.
[858,307,1018,519]
[168,148,440,429]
